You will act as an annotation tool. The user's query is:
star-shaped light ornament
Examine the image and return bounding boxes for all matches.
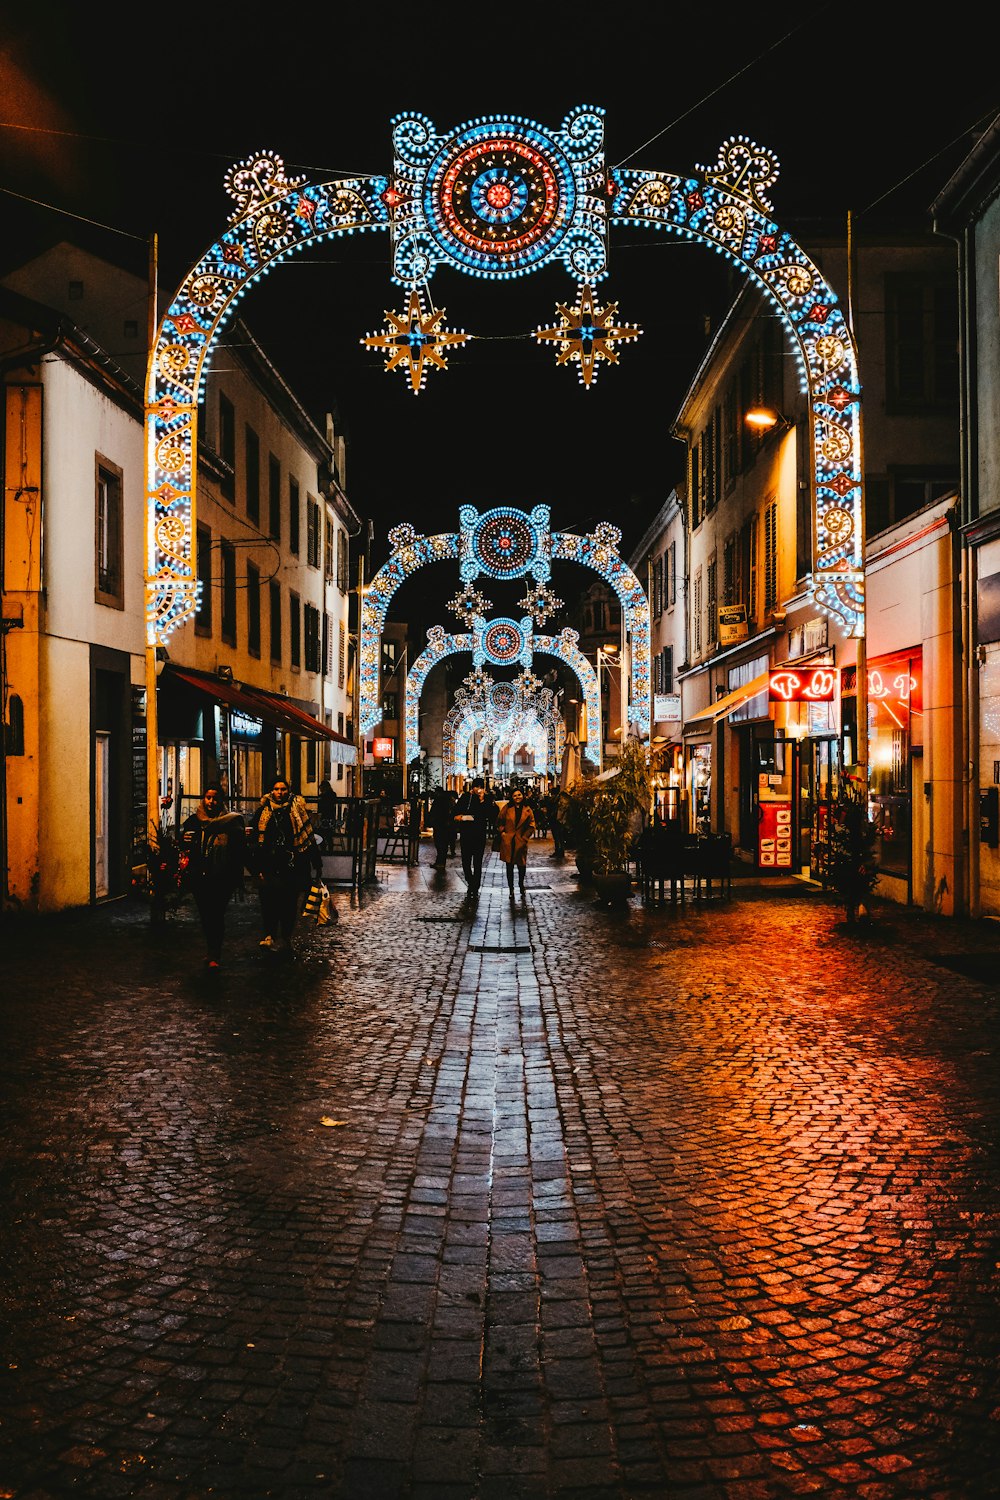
[517,583,564,627]
[535,282,642,388]
[362,288,470,394]
[517,668,543,698]
[463,667,493,701]
[448,584,493,626]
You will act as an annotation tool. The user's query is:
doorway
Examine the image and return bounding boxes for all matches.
[94,731,110,899]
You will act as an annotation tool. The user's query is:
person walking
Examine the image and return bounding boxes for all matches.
[543,787,568,859]
[428,787,454,870]
[247,778,321,959]
[181,785,246,970]
[454,778,490,896]
[498,785,536,899]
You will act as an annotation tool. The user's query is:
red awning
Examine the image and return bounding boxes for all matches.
[164,666,356,760]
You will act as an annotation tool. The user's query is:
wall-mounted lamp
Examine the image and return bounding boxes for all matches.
[744,406,790,433]
[154,645,170,678]
[217,664,234,683]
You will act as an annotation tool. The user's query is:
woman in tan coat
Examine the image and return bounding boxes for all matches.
[497,786,536,898]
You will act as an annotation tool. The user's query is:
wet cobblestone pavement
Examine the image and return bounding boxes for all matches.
[2,844,1000,1498]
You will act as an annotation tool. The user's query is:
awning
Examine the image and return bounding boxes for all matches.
[163,665,357,762]
[686,672,771,723]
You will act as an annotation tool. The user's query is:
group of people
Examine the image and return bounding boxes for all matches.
[428,780,568,899]
[181,778,322,971]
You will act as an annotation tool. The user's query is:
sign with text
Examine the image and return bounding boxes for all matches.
[718,604,748,646]
[768,666,837,703]
[372,737,394,760]
[654,693,681,722]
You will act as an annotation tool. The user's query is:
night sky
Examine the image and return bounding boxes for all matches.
[2,7,996,606]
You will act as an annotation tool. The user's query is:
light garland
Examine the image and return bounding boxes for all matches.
[145,125,864,653]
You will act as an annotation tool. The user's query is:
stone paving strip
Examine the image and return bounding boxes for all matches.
[1,848,999,1498]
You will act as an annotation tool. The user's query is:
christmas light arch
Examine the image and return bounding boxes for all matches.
[360,507,648,740]
[145,112,865,774]
[405,623,599,766]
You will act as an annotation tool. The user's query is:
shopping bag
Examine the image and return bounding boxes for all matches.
[317,884,337,925]
[303,881,326,922]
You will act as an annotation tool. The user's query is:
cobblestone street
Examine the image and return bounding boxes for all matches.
[2,843,1000,1499]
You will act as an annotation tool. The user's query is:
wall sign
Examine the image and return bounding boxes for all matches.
[769,667,837,703]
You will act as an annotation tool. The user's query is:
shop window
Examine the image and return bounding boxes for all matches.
[95,456,124,609]
[247,562,261,658]
[196,523,213,635]
[245,425,260,525]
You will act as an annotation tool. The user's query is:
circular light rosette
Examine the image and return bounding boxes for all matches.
[481,618,526,666]
[425,119,576,277]
[470,507,542,580]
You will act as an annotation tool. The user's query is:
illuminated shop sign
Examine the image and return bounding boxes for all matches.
[768,667,837,703]
[230,710,263,739]
[372,737,394,760]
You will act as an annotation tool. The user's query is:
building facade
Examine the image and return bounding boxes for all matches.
[668,227,962,907]
[1,245,358,913]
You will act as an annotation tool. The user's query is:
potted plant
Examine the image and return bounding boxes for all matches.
[827,774,879,925]
[566,739,651,907]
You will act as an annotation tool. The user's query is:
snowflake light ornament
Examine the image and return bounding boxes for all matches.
[448,584,494,626]
[518,582,564,626]
[535,282,641,388]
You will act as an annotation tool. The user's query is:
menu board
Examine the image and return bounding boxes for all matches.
[758,800,793,868]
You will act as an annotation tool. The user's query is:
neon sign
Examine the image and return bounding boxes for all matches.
[769,667,837,702]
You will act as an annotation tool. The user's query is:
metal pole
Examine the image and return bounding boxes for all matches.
[354,551,364,799]
[143,231,161,847]
[847,209,869,787]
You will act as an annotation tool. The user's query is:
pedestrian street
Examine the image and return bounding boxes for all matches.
[2,843,999,1498]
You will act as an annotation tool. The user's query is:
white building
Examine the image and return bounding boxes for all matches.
[1,245,358,913]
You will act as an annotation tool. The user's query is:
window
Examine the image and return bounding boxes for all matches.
[723,387,738,489]
[383,691,398,721]
[307,498,320,567]
[245,426,260,525]
[325,516,334,579]
[651,555,663,618]
[764,498,778,613]
[381,639,400,679]
[322,612,331,678]
[5,694,24,756]
[268,453,281,539]
[746,515,759,624]
[866,469,958,537]
[693,568,702,657]
[221,539,237,645]
[218,393,235,500]
[289,475,300,554]
[290,591,301,668]
[304,603,321,673]
[662,645,674,694]
[337,529,348,593]
[339,622,346,689]
[723,533,738,606]
[707,557,718,645]
[196,523,213,634]
[668,541,676,605]
[247,561,261,657]
[95,456,124,609]
[269,581,282,663]
[886,274,959,411]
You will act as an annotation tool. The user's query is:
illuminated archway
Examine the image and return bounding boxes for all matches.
[145,112,864,819]
[405,622,599,765]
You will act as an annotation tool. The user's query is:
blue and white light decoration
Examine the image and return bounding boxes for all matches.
[444,681,562,780]
[388,107,609,287]
[405,624,599,766]
[364,504,647,740]
[145,119,864,652]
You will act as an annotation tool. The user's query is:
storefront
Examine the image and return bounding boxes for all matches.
[842,650,922,901]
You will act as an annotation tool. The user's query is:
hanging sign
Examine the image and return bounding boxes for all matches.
[768,667,837,703]
[654,693,681,722]
[372,737,394,760]
[718,604,748,646]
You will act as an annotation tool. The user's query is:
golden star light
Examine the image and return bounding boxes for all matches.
[535,282,642,388]
[362,289,470,394]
